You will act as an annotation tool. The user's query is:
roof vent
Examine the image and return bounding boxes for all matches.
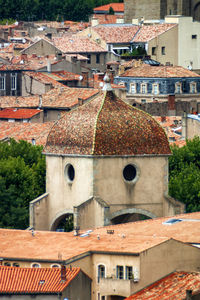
[163,218,183,225]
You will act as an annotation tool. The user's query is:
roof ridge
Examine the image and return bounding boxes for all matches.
[91,91,106,155]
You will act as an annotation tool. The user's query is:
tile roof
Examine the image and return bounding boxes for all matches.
[121,64,200,78]
[23,71,64,87]
[52,35,106,53]
[0,108,42,119]
[11,54,58,70]
[94,3,124,13]
[93,25,139,44]
[0,212,199,262]
[44,90,171,155]
[133,23,177,42]
[92,14,124,25]
[0,266,81,294]
[44,70,81,81]
[0,96,40,108]
[125,271,200,299]
[0,122,53,146]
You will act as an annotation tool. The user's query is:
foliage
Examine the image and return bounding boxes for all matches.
[0,0,121,22]
[0,139,46,229]
[0,18,16,24]
[169,136,200,212]
[121,46,147,57]
[108,6,114,15]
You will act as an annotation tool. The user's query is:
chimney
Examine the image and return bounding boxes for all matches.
[61,265,66,282]
[186,290,192,300]
[168,94,176,116]
[73,206,80,236]
[21,53,27,61]
[81,71,89,87]
[47,60,51,73]
[78,98,84,106]
[161,116,166,122]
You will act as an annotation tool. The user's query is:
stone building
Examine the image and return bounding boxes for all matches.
[30,78,184,231]
[124,0,200,23]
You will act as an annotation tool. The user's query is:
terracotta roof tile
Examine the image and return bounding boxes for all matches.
[121,64,200,78]
[0,266,81,294]
[23,71,64,87]
[93,14,124,25]
[0,122,53,146]
[52,35,106,53]
[93,25,139,43]
[125,271,200,299]
[133,23,177,42]
[94,3,124,13]
[44,90,171,155]
[0,212,199,261]
[0,108,42,119]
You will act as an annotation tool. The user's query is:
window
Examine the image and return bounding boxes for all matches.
[123,164,137,182]
[64,164,75,182]
[98,265,105,279]
[175,82,182,94]
[141,99,146,104]
[31,263,41,268]
[190,82,197,93]
[152,47,156,55]
[87,54,91,64]
[116,265,124,279]
[192,34,197,39]
[51,264,60,268]
[126,266,133,280]
[152,83,159,95]
[140,83,147,94]
[11,73,17,90]
[0,76,5,90]
[130,83,136,94]
[96,54,100,64]
[4,262,11,266]
[13,263,20,267]
[161,46,165,55]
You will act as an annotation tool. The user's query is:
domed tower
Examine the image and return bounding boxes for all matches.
[30,83,184,231]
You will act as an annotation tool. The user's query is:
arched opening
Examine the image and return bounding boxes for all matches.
[111,213,151,225]
[110,208,156,225]
[51,213,74,232]
[193,2,200,21]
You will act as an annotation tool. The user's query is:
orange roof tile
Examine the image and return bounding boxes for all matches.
[93,25,139,43]
[133,23,177,42]
[93,14,124,25]
[0,108,42,119]
[121,64,200,78]
[0,212,199,262]
[0,122,53,146]
[52,35,106,53]
[125,271,200,299]
[0,266,81,294]
[94,3,124,13]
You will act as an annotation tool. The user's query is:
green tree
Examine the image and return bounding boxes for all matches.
[169,136,200,212]
[0,139,45,229]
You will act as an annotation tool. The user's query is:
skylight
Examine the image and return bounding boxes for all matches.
[162,218,183,225]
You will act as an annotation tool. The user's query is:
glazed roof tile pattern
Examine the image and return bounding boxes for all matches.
[133,23,177,42]
[121,64,200,78]
[0,122,53,146]
[44,90,171,155]
[125,271,200,299]
[93,25,139,43]
[52,36,106,53]
[0,266,80,294]
[94,3,124,13]
[0,212,199,261]
[0,108,42,119]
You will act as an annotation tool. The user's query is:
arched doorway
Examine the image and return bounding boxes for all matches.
[50,212,74,232]
[110,208,156,225]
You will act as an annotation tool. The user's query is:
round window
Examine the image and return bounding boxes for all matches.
[123,164,137,182]
[64,164,75,182]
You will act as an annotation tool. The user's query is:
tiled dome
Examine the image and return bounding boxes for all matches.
[44,91,171,156]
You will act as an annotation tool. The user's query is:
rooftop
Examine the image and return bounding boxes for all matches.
[0,212,199,262]
[94,3,124,13]
[120,64,200,78]
[125,271,200,299]
[0,108,42,119]
[0,265,81,294]
[44,90,170,155]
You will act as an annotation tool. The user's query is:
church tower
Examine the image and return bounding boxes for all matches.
[30,79,184,231]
